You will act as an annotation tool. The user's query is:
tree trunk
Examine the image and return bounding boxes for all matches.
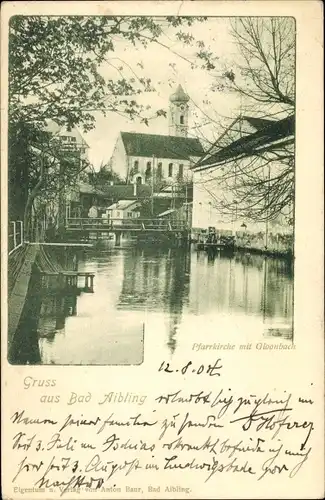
[24,154,45,241]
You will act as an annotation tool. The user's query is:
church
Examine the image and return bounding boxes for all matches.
[109,85,204,187]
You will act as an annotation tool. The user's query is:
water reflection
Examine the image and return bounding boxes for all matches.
[117,247,191,354]
[9,244,293,364]
[189,251,293,320]
[38,290,78,342]
[8,266,42,365]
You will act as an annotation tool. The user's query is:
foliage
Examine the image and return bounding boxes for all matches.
[88,164,124,187]
[13,126,88,234]
[8,15,208,234]
[199,18,295,224]
[9,15,207,132]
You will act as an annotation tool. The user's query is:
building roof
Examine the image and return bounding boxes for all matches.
[79,182,98,194]
[194,115,295,169]
[158,209,176,218]
[169,84,190,103]
[120,132,204,160]
[107,200,139,211]
[101,184,151,199]
[79,182,151,199]
[241,116,276,130]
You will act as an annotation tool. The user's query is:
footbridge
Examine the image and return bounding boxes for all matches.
[65,217,190,244]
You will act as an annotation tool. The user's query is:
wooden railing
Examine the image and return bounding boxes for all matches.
[65,217,189,232]
[8,221,24,255]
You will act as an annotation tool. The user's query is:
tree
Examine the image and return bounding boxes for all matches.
[9,16,208,132]
[10,125,89,237]
[195,18,295,224]
[8,15,208,232]
[224,18,295,114]
[198,126,294,224]
[87,163,124,187]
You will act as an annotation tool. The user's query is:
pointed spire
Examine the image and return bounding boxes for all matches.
[169,84,190,103]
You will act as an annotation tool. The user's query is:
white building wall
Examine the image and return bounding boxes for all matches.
[110,134,128,181]
[108,205,140,225]
[109,132,202,185]
[192,170,237,231]
[192,160,293,234]
[128,155,200,185]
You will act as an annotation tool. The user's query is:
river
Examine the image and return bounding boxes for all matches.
[10,242,294,365]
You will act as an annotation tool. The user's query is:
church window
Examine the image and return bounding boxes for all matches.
[168,163,173,177]
[180,115,184,125]
[179,164,184,180]
[133,160,139,173]
[145,162,152,182]
[157,162,162,178]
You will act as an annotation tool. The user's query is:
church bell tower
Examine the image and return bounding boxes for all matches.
[169,84,189,137]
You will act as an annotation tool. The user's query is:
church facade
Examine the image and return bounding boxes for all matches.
[109,85,204,187]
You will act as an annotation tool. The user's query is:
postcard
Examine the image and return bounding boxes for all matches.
[1,1,324,498]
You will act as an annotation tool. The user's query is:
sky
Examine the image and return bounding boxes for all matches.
[81,18,243,169]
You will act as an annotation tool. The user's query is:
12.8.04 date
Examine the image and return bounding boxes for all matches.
[158,359,222,377]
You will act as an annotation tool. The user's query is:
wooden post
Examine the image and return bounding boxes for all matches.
[151,154,155,216]
[72,297,77,315]
[19,220,24,245]
[12,222,17,249]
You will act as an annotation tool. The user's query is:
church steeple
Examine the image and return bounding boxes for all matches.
[169,84,189,137]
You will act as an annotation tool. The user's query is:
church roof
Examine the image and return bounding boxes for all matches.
[169,84,190,103]
[121,132,204,160]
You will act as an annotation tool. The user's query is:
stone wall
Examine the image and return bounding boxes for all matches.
[235,230,293,255]
[191,228,293,256]
[8,244,39,353]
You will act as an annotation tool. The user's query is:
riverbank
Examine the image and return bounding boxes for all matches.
[191,228,294,259]
[7,242,84,362]
[8,244,39,355]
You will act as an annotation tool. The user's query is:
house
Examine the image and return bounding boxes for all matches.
[41,120,90,224]
[109,85,205,187]
[27,121,89,238]
[44,119,89,155]
[106,200,141,225]
[157,202,193,228]
[191,115,295,252]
